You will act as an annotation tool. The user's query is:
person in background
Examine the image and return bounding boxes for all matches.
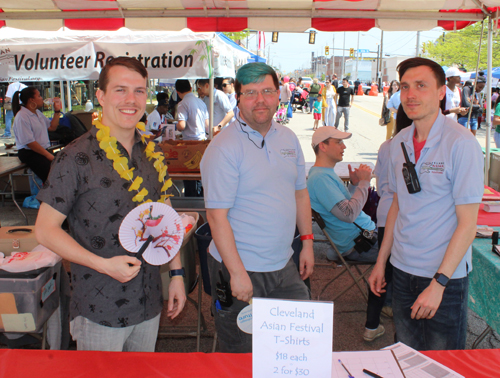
[313,94,322,130]
[197,79,234,131]
[146,93,172,138]
[457,77,486,136]
[308,78,321,114]
[176,79,209,197]
[493,94,500,148]
[12,87,61,183]
[222,77,237,109]
[369,106,413,336]
[322,80,336,127]
[440,67,467,122]
[332,74,339,90]
[2,81,27,138]
[385,80,401,140]
[334,78,354,132]
[200,62,314,353]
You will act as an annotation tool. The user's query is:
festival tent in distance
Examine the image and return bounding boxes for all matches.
[0,27,250,82]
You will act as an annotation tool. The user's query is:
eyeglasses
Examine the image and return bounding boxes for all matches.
[222,83,230,87]
[238,89,278,99]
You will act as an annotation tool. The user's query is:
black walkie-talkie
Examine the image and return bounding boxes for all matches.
[401,142,421,194]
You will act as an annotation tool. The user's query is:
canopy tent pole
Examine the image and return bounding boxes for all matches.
[59,80,66,113]
[66,81,72,112]
[485,16,493,185]
[208,38,215,140]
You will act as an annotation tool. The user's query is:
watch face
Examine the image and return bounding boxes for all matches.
[435,273,449,287]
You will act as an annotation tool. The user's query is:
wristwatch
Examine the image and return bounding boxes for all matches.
[169,268,186,278]
[433,272,450,287]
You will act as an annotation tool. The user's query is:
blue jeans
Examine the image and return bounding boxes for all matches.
[458,116,478,131]
[208,254,310,353]
[392,266,468,350]
[494,131,500,148]
[4,109,13,137]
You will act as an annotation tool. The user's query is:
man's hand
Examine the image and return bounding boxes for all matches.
[459,107,469,116]
[348,164,372,186]
[167,277,187,319]
[368,261,387,297]
[299,243,314,280]
[410,280,445,320]
[230,271,253,303]
[100,255,142,283]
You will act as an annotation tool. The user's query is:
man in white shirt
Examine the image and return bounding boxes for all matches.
[222,77,237,122]
[2,81,27,138]
[197,79,234,131]
[146,98,168,136]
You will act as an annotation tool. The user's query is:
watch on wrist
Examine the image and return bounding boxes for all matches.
[433,272,450,287]
[169,268,185,278]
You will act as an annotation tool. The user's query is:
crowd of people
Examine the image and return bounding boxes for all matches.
[0,56,490,356]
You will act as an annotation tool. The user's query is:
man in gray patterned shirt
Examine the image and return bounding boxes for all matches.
[36,57,186,352]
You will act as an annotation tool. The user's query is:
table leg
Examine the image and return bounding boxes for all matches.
[8,173,29,225]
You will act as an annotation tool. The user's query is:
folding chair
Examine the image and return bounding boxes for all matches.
[312,209,375,302]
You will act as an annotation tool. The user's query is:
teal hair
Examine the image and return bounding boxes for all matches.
[235,63,279,94]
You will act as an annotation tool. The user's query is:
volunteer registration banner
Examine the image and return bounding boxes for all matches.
[0,38,236,82]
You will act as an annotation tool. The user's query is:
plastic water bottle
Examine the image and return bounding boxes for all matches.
[85,100,93,112]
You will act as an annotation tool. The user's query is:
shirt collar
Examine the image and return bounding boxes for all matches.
[90,125,144,147]
[235,114,278,142]
[402,111,444,149]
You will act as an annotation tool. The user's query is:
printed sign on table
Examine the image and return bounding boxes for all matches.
[252,298,333,378]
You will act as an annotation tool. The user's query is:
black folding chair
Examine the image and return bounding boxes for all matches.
[312,209,375,302]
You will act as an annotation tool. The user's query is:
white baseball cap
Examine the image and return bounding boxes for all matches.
[311,127,352,148]
[445,67,461,78]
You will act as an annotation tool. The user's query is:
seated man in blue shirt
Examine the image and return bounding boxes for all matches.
[307,126,387,342]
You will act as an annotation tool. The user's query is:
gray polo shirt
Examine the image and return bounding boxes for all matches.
[38,127,174,327]
[202,88,233,126]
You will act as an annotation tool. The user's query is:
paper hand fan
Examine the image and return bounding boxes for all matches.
[119,202,184,266]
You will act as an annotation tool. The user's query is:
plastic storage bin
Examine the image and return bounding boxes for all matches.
[0,261,61,333]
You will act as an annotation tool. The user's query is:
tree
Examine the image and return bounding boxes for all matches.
[424,22,500,71]
[223,30,250,43]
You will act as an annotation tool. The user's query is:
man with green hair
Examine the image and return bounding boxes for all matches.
[200,63,315,353]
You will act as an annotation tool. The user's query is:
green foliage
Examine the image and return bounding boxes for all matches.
[425,22,500,71]
[223,30,251,42]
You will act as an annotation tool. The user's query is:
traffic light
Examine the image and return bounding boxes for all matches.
[325,46,330,55]
[349,48,354,57]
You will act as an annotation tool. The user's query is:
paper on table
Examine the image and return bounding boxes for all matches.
[332,350,405,378]
[383,342,464,378]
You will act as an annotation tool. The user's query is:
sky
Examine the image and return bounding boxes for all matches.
[242,29,445,74]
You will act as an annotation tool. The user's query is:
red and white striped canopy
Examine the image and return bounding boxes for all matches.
[0,0,499,32]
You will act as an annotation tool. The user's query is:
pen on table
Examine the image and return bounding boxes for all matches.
[363,368,384,378]
[338,359,354,378]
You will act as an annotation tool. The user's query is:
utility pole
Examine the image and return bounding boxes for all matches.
[416,31,421,57]
[379,30,384,88]
[342,32,346,79]
[355,32,360,81]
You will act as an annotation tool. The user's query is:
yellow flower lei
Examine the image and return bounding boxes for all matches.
[93,112,173,204]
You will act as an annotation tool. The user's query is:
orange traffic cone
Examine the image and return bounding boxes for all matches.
[368,83,379,96]
[357,84,364,96]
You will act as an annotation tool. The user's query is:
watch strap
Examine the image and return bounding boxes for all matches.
[169,268,185,278]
